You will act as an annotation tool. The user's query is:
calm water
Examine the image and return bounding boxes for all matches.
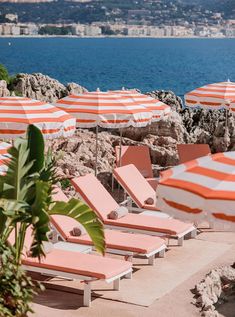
[0,37,235,97]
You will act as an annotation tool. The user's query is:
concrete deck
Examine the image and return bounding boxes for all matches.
[30,231,235,317]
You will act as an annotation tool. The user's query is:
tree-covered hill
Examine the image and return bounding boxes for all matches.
[0,0,233,24]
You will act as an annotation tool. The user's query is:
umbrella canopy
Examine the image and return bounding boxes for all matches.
[0,141,11,174]
[55,91,153,128]
[156,151,235,230]
[0,97,76,139]
[185,81,235,110]
[111,89,172,121]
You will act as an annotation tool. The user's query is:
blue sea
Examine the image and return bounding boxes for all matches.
[0,37,235,97]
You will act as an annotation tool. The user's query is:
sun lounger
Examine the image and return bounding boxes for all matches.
[177,144,211,164]
[115,145,158,190]
[51,188,167,265]
[113,164,170,217]
[10,229,132,307]
[71,174,197,246]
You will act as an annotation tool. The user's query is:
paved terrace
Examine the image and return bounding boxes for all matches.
[30,230,235,317]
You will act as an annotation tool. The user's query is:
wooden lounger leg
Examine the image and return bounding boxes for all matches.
[178,237,184,246]
[113,278,120,291]
[83,282,91,307]
[148,255,155,266]
[158,249,165,258]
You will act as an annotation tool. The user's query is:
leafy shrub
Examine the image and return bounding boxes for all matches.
[0,64,10,84]
[60,178,71,190]
[0,241,44,317]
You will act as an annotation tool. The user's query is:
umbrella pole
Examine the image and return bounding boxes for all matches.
[95,126,98,176]
[117,128,123,199]
[119,128,123,167]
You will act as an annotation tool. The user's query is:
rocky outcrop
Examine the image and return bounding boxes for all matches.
[48,126,179,191]
[10,73,87,103]
[180,108,235,152]
[66,82,88,95]
[0,80,10,97]
[148,90,183,112]
[193,265,235,317]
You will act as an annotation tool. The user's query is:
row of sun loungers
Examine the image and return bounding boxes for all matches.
[21,164,198,307]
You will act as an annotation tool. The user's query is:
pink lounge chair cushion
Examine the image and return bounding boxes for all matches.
[177,144,211,164]
[23,249,132,280]
[52,186,69,203]
[115,145,153,178]
[51,215,166,254]
[67,229,166,254]
[113,164,156,208]
[108,206,128,220]
[71,175,119,220]
[104,213,193,236]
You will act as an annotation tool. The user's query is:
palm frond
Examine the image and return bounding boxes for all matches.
[50,198,105,255]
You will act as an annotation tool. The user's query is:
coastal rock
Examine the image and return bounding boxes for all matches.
[66,82,88,95]
[148,90,183,112]
[180,108,235,151]
[122,113,189,143]
[193,265,235,317]
[0,80,10,97]
[10,73,87,103]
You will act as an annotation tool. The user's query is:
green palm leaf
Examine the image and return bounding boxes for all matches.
[49,198,105,255]
[30,181,51,259]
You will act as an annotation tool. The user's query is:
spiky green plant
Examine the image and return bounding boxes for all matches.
[0,124,105,265]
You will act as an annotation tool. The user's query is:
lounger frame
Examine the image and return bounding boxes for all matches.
[23,264,132,307]
[74,191,196,247]
[105,224,197,246]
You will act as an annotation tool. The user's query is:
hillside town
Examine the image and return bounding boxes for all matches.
[0,0,235,37]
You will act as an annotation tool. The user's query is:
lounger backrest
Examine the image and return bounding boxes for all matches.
[115,145,153,178]
[114,164,155,208]
[51,187,76,240]
[71,174,119,220]
[177,144,211,164]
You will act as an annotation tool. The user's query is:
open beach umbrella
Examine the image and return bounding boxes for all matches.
[0,141,11,174]
[111,89,172,121]
[55,91,153,175]
[156,151,235,230]
[185,81,235,127]
[0,97,76,139]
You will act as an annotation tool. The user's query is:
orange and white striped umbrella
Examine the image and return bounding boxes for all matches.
[111,89,171,121]
[0,97,76,139]
[55,91,153,128]
[185,81,235,110]
[229,100,235,115]
[0,141,11,174]
[156,151,235,230]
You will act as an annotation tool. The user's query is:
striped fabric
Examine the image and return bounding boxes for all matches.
[111,90,171,121]
[0,142,11,174]
[55,91,153,128]
[0,97,76,139]
[156,151,235,229]
[185,81,235,109]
